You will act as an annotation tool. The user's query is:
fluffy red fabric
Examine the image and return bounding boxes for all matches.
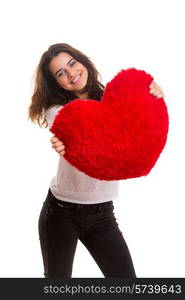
[50,68,169,180]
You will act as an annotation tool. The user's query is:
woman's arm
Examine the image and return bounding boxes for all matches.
[46,105,66,157]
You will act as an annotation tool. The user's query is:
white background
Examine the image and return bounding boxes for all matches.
[0,0,184,277]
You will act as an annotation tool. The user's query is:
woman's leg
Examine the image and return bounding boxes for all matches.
[79,203,136,278]
[38,190,79,278]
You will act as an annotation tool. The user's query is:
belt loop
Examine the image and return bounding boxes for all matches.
[98,204,102,212]
[75,204,81,211]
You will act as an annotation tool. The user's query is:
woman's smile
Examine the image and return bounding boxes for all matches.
[71,72,82,84]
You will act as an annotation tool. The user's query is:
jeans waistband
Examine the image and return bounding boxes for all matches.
[48,188,113,211]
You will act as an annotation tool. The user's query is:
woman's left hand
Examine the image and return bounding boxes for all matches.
[149,81,165,99]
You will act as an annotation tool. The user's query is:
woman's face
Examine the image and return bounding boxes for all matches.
[49,52,88,97]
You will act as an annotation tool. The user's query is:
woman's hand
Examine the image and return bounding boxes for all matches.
[50,135,66,157]
[149,81,165,99]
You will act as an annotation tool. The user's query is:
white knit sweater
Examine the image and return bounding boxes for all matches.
[46,105,119,204]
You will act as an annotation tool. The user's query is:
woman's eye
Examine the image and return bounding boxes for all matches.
[58,71,65,77]
[70,60,76,66]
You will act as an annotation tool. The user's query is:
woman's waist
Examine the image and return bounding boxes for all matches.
[48,188,114,212]
[50,185,119,203]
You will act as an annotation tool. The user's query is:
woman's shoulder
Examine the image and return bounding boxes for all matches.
[46,104,64,113]
[46,104,64,117]
[45,104,64,127]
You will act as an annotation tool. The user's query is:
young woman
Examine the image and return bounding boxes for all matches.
[28,43,164,278]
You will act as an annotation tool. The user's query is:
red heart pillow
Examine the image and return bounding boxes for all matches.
[50,68,169,180]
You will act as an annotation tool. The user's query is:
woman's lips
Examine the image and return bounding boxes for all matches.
[71,73,82,84]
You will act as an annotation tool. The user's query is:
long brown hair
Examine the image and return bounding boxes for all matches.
[28,43,105,128]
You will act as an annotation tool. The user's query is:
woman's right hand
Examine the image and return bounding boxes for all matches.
[50,135,66,156]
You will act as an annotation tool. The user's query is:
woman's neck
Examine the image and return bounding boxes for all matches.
[75,92,89,100]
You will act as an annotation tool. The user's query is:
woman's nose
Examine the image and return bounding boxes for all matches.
[68,69,75,78]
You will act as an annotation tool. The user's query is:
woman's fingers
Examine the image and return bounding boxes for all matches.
[52,141,65,149]
[59,150,66,157]
[50,136,66,156]
[52,142,66,156]
[54,145,65,152]
[50,136,58,143]
[149,81,165,98]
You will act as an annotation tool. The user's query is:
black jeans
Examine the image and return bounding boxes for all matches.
[38,188,136,278]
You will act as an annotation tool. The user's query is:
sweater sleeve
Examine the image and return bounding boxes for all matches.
[45,105,64,129]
